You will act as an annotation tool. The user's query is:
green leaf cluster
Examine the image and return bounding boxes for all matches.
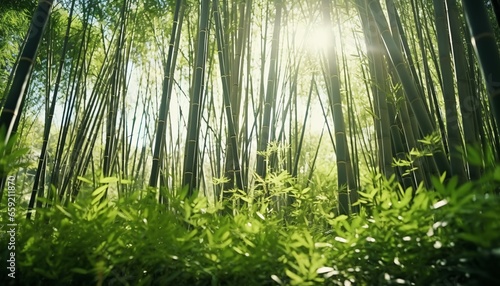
[2,166,499,285]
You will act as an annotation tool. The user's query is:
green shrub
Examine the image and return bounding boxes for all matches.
[2,165,500,285]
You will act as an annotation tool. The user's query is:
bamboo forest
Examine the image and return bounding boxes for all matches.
[1,0,500,285]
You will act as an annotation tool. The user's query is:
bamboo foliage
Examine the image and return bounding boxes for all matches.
[1,0,500,221]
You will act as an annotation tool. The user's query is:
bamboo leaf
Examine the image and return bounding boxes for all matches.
[92,185,108,197]
[77,176,93,184]
[394,188,413,209]
[285,268,304,283]
[55,205,73,218]
[99,177,119,184]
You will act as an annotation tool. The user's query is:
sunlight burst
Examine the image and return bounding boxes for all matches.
[295,23,333,54]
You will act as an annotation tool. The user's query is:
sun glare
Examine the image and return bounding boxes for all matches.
[305,25,332,53]
[293,21,335,55]
[290,12,363,59]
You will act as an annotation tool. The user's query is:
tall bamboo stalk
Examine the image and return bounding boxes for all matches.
[321,0,357,215]
[461,0,500,135]
[432,0,466,180]
[255,0,282,183]
[0,0,54,201]
[27,0,75,219]
[446,0,480,179]
[149,0,183,189]
[182,0,211,195]
[213,0,244,195]
[368,0,451,177]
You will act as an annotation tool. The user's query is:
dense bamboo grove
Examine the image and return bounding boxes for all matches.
[1,0,500,215]
[1,0,500,285]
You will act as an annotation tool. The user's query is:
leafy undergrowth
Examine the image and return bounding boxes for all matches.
[2,169,500,286]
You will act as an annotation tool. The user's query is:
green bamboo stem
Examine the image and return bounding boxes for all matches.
[182,0,211,195]
[461,0,500,136]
